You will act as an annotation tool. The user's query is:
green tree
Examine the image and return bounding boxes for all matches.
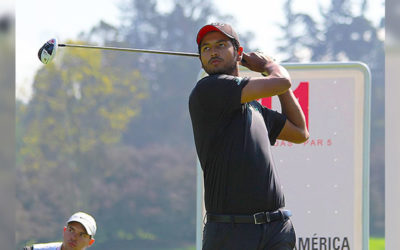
[82,0,254,147]
[16,40,148,246]
[86,144,196,249]
[17,1,256,248]
[278,0,385,237]
[0,14,16,250]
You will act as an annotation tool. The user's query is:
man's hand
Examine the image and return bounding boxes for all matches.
[240,52,275,73]
[239,52,292,103]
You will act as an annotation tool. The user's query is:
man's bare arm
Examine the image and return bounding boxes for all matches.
[240,52,309,143]
[240,52,291,103]
[277,89,309,143]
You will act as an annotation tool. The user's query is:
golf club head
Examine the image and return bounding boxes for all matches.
[38,38,58,64]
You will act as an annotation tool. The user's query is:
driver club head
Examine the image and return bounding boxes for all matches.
[38,38,58,64]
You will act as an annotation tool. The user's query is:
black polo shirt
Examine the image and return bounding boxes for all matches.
[189,74,287,214]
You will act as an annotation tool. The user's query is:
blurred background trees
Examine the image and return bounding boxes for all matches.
[1,12,16,250]
[16,0,241,248]
[16,0,384,248]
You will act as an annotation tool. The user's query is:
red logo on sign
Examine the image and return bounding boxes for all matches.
[260,82,309,129]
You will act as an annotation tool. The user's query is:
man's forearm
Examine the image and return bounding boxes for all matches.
[278,89,307,131]
[264,62,291,80]
[268,62,304,129]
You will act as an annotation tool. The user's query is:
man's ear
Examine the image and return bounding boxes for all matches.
[237,47,244,62]
[89,238,95,246]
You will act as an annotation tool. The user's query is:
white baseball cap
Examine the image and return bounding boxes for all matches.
[67,212,97,236]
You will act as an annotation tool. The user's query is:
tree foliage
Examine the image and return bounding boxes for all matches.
[17,0,246,249]
[18,40,148,170]
[81,0,253,148]
[16,40,148,245]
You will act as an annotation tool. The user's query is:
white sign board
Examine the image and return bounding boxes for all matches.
[196,62,371,250]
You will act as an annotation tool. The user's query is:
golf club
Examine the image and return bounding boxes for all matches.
[38,38,200,64]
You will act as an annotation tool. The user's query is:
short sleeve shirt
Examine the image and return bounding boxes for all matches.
[189,74,287,214]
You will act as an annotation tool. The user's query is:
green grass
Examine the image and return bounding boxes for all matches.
[173,247,196,250]
[370,237,384,250]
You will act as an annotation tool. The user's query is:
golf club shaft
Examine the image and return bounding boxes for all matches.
[59,44,199,57]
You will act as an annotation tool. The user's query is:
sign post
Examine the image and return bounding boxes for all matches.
[195,62,371,250]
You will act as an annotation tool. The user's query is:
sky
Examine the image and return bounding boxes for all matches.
[15,0,384,102]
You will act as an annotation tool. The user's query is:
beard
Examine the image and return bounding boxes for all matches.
[201,52,238,76]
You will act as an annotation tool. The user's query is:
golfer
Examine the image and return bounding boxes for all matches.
[23,212,97,250]
[189,23,309,249]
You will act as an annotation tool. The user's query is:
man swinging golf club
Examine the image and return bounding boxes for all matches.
[189,23,309,249]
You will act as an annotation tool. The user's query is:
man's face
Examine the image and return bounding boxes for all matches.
[199,31,241,75]
[62,222,93,250]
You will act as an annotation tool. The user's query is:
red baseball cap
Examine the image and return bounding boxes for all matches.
[196,23,240,46]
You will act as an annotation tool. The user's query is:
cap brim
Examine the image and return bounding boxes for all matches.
[196,25,234,45]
